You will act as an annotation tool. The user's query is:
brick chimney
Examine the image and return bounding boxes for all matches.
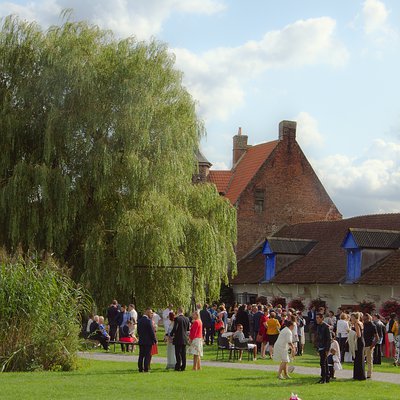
[279,120,297,142]
[233,127,248,167]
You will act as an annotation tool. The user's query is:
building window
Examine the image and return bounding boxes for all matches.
[254,189,265,212]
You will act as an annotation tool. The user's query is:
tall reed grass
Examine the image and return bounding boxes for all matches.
[0,250,90,371]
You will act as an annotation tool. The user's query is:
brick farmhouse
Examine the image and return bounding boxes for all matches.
[197,120,400,310]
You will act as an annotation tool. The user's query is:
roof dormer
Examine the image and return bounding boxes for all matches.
[342,228,400,283]
[262,237,317,282]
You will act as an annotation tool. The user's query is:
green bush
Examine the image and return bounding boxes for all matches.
[0,250,90,372]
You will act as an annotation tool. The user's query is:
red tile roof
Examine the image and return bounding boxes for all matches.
[357,250,400,285]
[208,170,233,194]
[231,250,265,284]
[208,141,279,204]
[231,213,400,285]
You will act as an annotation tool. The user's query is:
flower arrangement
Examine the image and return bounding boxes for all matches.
[308,297,327,311]
[271,296,287,308]
[358,300,376,315]
[255,295,268,305]
[288,298,305,312]
[380,300,400,318]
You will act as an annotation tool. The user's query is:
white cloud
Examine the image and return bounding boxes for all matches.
[295,112,324,150]
[0,5,349,123]
[0,0,226,40]
[174,0,226,15]
[203,133,232,170]
[174,17,349,122]
[313,139,400,216]
[358,0,399,50]
[211,161,229,170]
[362,0,389,34]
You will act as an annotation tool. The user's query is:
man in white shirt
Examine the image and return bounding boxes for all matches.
[128,304,138,334]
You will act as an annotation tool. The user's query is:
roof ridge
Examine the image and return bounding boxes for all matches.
[349,227,400,234]
[268,237,317,242]
[277,213,400,229]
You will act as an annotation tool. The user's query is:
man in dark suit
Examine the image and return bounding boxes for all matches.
[170,306,190,371]
[236,304,250,337]
[308,306,317,343]
[373,314,385,364]
[137,308,157,372]
[200,304,213,345]
[316,313,331,384]
[107,300,120,341]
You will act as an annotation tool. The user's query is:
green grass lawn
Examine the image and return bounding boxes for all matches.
[98,329,400,375]
[0,358,398,400]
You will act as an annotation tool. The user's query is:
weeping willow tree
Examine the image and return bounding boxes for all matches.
[0,15,236,309]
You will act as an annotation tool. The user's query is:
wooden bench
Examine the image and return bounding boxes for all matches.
[109,340,138,352]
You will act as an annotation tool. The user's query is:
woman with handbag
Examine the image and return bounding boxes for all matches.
[188,310,203,370]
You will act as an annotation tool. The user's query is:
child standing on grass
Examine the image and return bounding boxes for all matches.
[327,333,341,379]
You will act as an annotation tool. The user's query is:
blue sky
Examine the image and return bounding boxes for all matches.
[1,0,399,217]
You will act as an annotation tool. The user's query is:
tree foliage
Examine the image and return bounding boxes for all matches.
[0,16,237,309]
[0,249,90,371]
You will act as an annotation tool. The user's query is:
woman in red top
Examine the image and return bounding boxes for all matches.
[259,306,270,359]
[188,310,203,370]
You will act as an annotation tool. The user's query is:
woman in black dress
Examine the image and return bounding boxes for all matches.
[351,312,366,380]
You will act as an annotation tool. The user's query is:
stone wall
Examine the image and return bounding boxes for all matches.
[233,282,400,312]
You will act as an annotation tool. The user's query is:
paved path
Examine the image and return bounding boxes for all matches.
[78,352,399,385]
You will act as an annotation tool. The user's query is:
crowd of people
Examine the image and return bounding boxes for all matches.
[84,299,400,381]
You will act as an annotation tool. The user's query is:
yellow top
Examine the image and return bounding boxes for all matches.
[266,318,281,335]
[392,321,399,336]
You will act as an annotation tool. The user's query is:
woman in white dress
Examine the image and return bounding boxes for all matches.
[165,311,176,369]
[273,321,296,379]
